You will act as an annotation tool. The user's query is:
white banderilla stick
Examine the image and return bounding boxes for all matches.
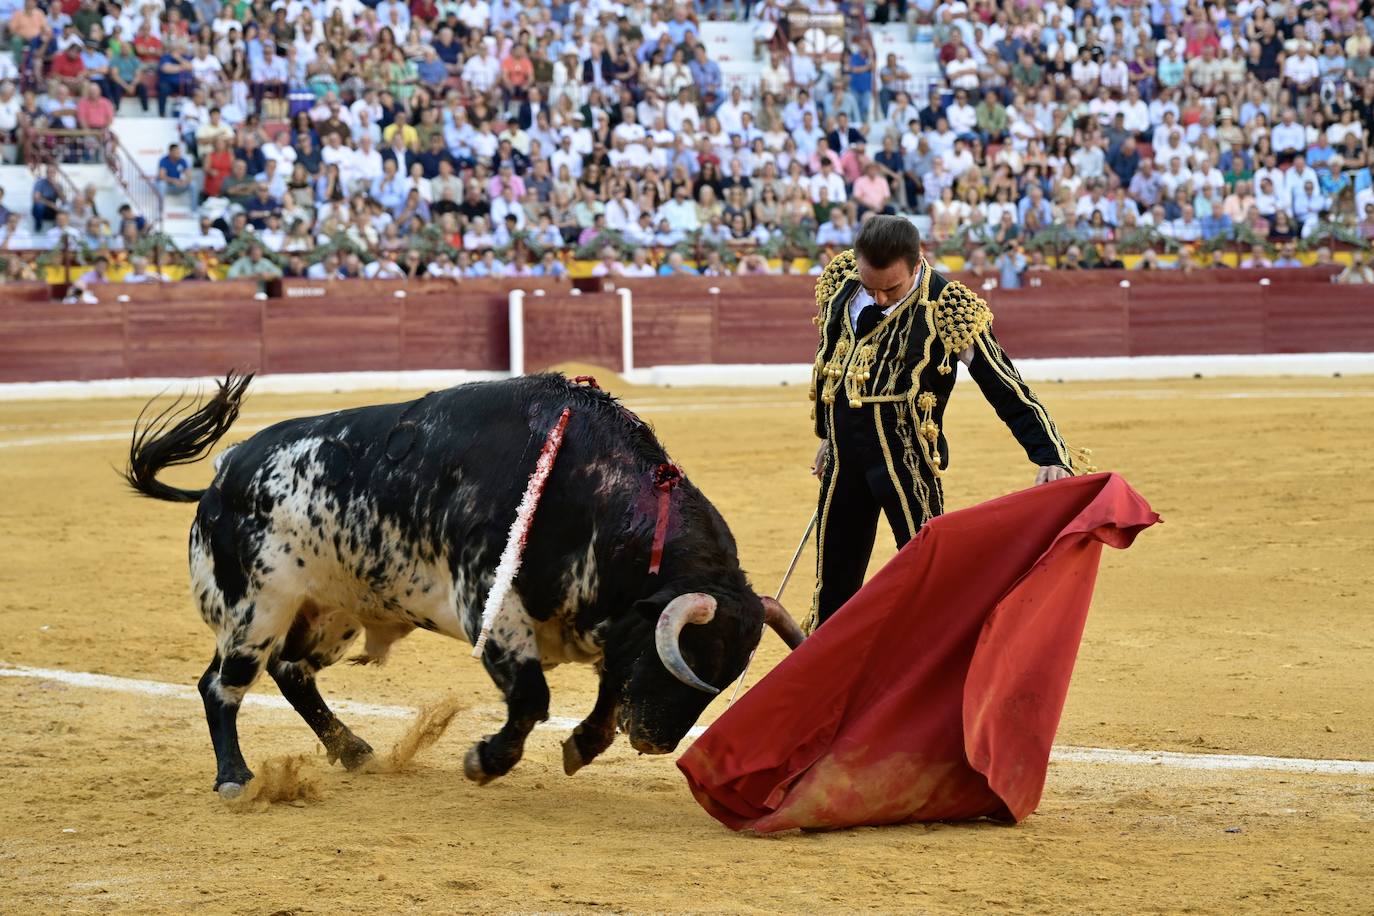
[726,509,818,704]
[471,408,571,658]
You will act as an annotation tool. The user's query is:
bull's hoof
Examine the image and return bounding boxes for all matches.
[331,736,375,771]
[562,735,588,776]
[463,744,497,786]
[216,781,246,800]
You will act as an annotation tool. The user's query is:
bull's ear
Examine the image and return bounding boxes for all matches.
[632,585,680,623]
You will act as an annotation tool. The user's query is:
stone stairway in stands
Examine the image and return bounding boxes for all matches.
[110,108,200,244]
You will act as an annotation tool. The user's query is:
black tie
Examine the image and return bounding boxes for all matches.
[855,304,884,338]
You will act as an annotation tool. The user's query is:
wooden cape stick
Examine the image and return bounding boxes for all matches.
[727,510,818,704]
[471,408,571,658]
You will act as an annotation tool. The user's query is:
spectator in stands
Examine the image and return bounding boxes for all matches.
[156,142,195,203]
[815,209,854,247]
[30,164,62,231]
[123,255,164,283]
[76,81,114,130]
[226,242,283,280]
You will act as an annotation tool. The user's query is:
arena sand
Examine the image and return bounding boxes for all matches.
[1,373,1371,913]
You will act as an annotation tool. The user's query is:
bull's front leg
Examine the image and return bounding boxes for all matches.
[465,603,549,785]
[562,666,621,776]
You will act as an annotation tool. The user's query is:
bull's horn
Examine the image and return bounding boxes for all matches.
[655,593,719,695]
[759,596,805,650]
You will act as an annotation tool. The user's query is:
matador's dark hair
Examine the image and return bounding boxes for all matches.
[854,215,922,271]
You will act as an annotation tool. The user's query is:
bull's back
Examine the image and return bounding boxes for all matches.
[195,377,649,631]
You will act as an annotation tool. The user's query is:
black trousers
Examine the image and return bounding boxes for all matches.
[814,400,942,627]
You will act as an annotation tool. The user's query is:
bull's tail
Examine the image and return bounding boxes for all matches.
[124,372,253,503]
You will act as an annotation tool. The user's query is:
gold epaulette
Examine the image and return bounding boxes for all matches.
[932,280,993,374]
[813,249,858,319]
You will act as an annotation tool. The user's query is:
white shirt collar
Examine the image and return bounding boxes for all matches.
[849,262,923,329]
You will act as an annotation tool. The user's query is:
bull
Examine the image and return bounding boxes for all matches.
[126,373,802,798]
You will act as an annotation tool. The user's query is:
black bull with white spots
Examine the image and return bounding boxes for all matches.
[125,373,803,798]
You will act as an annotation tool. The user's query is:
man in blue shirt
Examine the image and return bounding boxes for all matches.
[846,39,874,123]
[31,164,62,230]
[657,251,698,275]
[688,46,721,108]
[157,142,195,202]
[665,7,698,46]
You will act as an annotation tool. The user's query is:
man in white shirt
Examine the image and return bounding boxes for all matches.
[551,133,582,179]
[1283,154,1318,201]
[1119,85,1150,135]
[320,131,351,172]
[462,44,501,93]
[1159,157,1194,197]
[187,215,226,250]
[1291,179,1328,226]
[190,44,223,86]
[655,184,699,231]
[261,129,298,172]
[944,91,977,141]
[456,0,490,31]
[603,186,639,232]
[945,137,975,177]
[665,87,698,134]
[1282,42,1320,99]
[1254,177,1286,217]
[1270,108,1306,157]
[611,107,647,145]
[714,86,750,137]
[489,185,527,230]
[808,158,847,203]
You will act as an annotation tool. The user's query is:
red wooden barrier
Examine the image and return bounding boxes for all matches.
[522,294,624,372]
[0,274,1369,384]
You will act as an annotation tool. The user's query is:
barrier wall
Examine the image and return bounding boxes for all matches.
[0,271,1369,384]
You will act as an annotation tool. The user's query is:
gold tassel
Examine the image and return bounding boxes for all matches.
[1068,445,1097,475]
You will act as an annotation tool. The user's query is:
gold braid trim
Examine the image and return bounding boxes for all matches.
[932,280,993,375]
[972,328,1097,474]
[814,249,858,313]
[874,403,917,537]
[809,249,859,414]
[805,394,842,636]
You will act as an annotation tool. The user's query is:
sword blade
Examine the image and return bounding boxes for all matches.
[727,510,819,705]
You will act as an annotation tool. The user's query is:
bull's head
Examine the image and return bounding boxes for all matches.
[619,588,804,754]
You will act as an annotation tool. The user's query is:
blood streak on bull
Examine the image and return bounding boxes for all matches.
[124,373,804,799]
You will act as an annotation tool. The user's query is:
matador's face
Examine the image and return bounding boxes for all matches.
[856,256,919,309]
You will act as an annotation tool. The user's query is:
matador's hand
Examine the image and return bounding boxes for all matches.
[1035,465,1072,486]
[811,441,828,479]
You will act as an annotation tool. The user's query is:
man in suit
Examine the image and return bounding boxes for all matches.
[827,112,866,154]
[380,131,415,177]
[805,216,1085,631]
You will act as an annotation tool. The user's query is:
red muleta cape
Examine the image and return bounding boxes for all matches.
[677,472,1159,833]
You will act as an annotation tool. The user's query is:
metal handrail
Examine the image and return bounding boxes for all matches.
[17,126,165,233]
[102,129,165,233]
[19,126,85,201]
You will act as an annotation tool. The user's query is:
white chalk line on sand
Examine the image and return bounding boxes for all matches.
[0,400,806,451]
[4,388,1374,451]
[3,663,1371,778]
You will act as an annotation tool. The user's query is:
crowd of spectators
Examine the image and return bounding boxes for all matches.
[2,0,1373,286]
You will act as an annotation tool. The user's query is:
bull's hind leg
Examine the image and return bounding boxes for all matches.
[268,660,375,770]
[464,597,549,785]
[194,589,300,797]
[268,604,372,769]
[198,634,276,798]
[198,653,254,796]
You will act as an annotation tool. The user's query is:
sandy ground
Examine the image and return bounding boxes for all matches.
[1,372,1371,914]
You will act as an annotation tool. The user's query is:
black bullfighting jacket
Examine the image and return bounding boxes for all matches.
[808,249,1088,536]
